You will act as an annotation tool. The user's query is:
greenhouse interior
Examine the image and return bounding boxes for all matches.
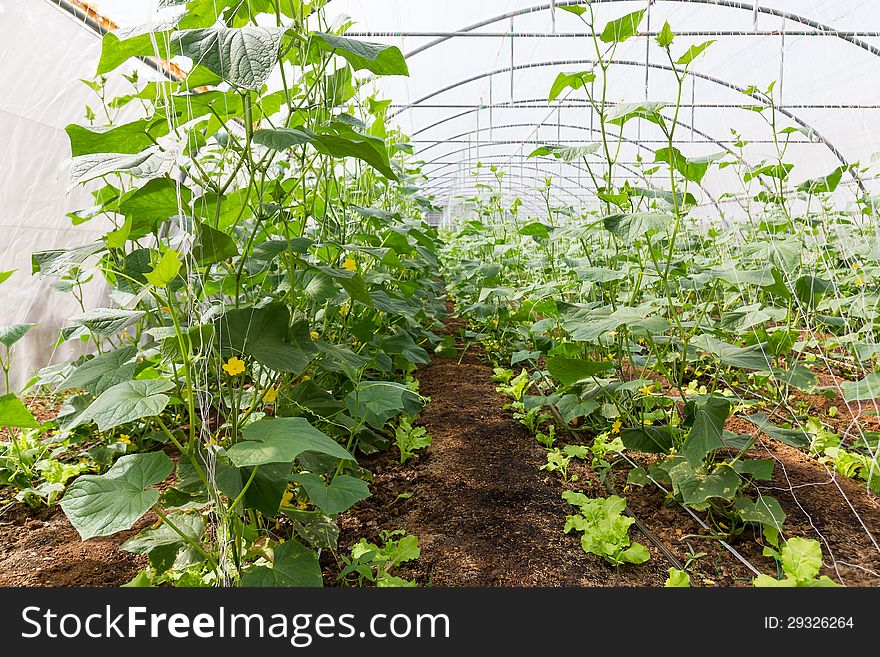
[0,0,878,592]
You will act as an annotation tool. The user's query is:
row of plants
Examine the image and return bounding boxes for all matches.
[0,0,441,587]
[439,9,875,586]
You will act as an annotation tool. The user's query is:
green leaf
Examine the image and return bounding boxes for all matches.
[345,381,423,429]
[121,513,205,555]
[528,143,600,162]
[70,308,146,339]
[0,270,15,285]
[682,396,731,466]
[546,356,614,386]
[59,346,138,395]
[843,372,880,402]
[253,125,398,181]
[290,474,370,515]
[734,495,786,532]
[605,101,666,128]
[732,459,775,481]
[172,27,286,90]
[96,31,173,75]
[0,324,34,349]
[559,5,587,16]
[745,412,810,448]
[60,452,173,540]
[192,222,238,266]
[780,537,823,582]
[656,21,675,48]
[548,71,596,102]
[226,417,353,467]
[620,425,678,454]
[797,166,846,194]
[68,147,170,190]
[0,394,40,428]
[669,462,740,509]
[665,568,690,587]
[691,334,772,371]
[600,9,645,43]
[654,146,718,184]
[675,40,715,65]
[71,380,174,431]
[215,305,316,375]
[65,118,167,157]
[313,33,409,76]
[603,212,673,241]
[117,179,193,238]
[555,395,599,423]
[144,249,182,287]
[241,540,323,587]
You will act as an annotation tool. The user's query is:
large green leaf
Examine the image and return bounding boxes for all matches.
[603,212,673,241]
[313,33,409,76]
[0,324,34,349]
[345,381,422,429]
[528,143,601,162]
[734,495,786,532]
[745,412,810,449]
[600,9,645,43]
[215,304,316,374]
[225,417,353,467]
[241,540,323,587]
[59,346,138,395]
[69,308,146,339]
[172,27,286,90]
[0,394,40,429]
[547,71,596,102]
[290,474,370,515]
[253,124,398,181]
[620,425,679,454]
[654,146,719,184]
[669,461,739,510]
[60,452,173,540]
[68,147,170,190]
[682,396,731,466]
[691,334,772,371]
[144,249,182,287]
[66,118,168,157]
[605,101,666,128]
[71,380,174,431]
[117,179,193,238]
[193,222,239,266]
[546,356,614,386]
[843,372,880,402]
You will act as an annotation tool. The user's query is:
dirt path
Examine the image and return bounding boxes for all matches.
[337,329,673,586]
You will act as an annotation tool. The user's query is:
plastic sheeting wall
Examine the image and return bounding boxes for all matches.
[0,0,154,391]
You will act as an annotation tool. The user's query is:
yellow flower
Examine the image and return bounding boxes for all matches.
[281,489,294,507]
[264,387,278,403]
[222,356,245,376]
[342,258,357,272]
[302,374,311,381]
[339,305,350,317]
[118,434,132,445]
[642,419,654,425]
[852,261,863,270]
[310,331,320,339]
[611,420,622,434]
[640,385,653,395]
[856,275,865,287]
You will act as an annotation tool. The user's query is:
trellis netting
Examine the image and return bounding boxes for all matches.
[2,0,880,383]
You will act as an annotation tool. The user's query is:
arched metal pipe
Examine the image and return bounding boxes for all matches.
[389,58,865,192]
[399,0,880,60]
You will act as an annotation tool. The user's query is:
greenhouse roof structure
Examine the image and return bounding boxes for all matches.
[51,1,880,214]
